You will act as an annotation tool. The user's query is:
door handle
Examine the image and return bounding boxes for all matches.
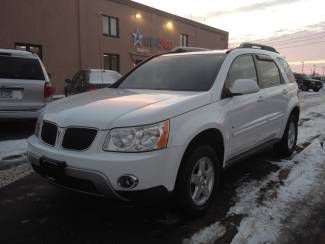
[257,95,264,102]
[282,89,288,95]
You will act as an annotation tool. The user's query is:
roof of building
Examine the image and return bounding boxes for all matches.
[108,0,228,35]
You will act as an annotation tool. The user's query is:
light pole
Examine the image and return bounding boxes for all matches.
[301,61,304,73]
[313,64,316,78]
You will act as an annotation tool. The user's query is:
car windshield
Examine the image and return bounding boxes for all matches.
[117,53,226,91]
[0,56,44,80]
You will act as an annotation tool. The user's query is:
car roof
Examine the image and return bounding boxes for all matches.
[163,43,282,59]
[0,48,37,58]
[162,48,282,60]
[83,69,120,73]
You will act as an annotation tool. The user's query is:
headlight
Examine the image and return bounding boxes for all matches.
[103,120,169,152]
[34,114,43,137]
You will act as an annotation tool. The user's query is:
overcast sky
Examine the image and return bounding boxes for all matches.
[134,0,325,74]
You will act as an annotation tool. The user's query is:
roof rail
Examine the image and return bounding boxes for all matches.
[169,46,210,53]
[239,42,279,53]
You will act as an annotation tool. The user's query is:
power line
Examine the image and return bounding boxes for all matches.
[262,31,325,45]
[229,33,325,49]
[276,39,325,49]
[274,36,325,48]
[260,31,325,43]
[263,33,325,46]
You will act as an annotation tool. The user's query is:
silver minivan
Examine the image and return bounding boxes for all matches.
[0,49,53,119]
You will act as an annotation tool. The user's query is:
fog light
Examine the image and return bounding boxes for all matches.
[118,175,139,189]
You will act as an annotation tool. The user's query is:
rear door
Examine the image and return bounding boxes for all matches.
[0,54,46,111]
[254,54,288,140]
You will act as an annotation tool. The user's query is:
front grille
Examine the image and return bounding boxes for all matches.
[62,128,97,150]
[41,121,58,146]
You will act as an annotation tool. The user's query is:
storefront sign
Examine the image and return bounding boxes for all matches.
[132,29,173,50]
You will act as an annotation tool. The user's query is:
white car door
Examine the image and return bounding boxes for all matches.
[254,55,288,140]
[222,54,267,158]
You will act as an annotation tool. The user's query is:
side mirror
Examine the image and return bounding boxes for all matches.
[229,79,260,96]
[65,79,72,84]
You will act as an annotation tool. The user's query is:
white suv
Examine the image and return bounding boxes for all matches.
[27,43,299,215]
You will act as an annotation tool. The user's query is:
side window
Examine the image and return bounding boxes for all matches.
[277,57,296,83]
[72,71,85,89]
[226,55,257,90]
[257,59,281,88]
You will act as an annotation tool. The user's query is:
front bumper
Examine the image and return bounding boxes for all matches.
[0,110,42,119]
[27,135,185,200]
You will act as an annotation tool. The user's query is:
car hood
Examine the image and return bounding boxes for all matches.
[43,88,211,129]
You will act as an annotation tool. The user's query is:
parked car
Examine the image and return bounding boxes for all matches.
[0,49,53,119]
[294,73,323,92]
[64,69,122,96]
[27,43,299,215]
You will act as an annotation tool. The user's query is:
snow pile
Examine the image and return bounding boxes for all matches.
[298,101,325,144]
[183,222,226,244]
[231,141,325,243]
[0,139,28,170]
[0,139,27,159]
[0,163,32,188]
[185,141,325,244]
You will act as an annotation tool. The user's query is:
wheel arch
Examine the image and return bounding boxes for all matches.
[290,106,300,123]
[175,128,225,185]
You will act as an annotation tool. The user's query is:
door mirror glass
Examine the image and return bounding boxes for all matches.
[229,79,260,96]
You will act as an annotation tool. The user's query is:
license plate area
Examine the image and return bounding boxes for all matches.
[39,157,67,180]
[0,88,12,99]
[0,88,23,100]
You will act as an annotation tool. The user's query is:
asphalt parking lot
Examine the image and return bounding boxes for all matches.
[0,143,286,244]
[1,90,325,244]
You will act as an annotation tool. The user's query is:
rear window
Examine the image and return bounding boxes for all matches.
[257,59,282,88]
[277,57,296,83]
[117,53,226,91]
[0,56,45,80]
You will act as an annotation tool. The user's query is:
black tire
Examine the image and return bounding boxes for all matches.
[274,114,298,157]
[175,145,221,216]
[64,88,69,97]
[302,85,309,91]
[313,88,320,92]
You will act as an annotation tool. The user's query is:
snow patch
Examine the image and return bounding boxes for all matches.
[231,141,325,243]
[0,139,27,159]
[185,141,325,244]
[183,222,226,244]
[0,163,32,188]
[0,139,28,170]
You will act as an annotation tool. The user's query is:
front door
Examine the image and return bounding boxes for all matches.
[222,54,267,158]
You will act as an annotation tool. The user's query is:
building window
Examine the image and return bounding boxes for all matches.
[180,34,189,47]
[15,43,43,59]
[103,54,120,71]
[102,15,119,37]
